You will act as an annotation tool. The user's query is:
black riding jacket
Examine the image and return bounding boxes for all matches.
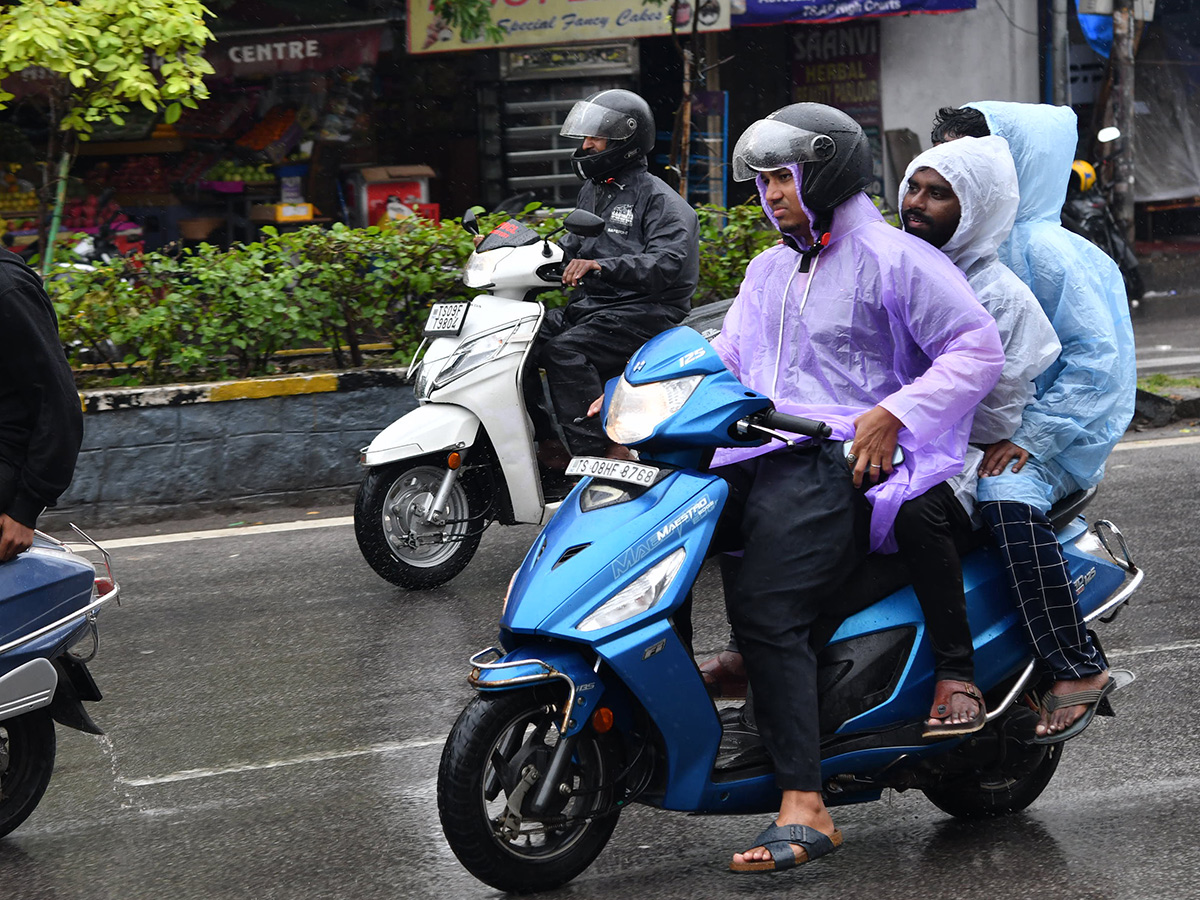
[0,248,83,527]
[558,160,699,320]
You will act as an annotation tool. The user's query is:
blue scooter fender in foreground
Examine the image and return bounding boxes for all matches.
[437,326,1142,895]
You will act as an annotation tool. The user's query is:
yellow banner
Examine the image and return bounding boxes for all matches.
[408,0,730,54]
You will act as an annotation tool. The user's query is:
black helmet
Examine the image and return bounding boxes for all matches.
[732,103,873,213]
[560,90,656,182]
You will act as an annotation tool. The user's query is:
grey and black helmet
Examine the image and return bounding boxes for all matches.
[560,90,656,182]
[732,103,873,213]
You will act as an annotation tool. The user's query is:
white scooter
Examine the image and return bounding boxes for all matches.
[354,208,608,590]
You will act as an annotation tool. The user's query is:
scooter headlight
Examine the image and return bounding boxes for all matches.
[462,247,510,289]
[604,375,703,445]
[412,361,432,400]
[434,321,524,388]
[577,548,686,632]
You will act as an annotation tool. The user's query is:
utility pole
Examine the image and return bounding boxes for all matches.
[1052,0,1070,105]
[1111,0,1137,243]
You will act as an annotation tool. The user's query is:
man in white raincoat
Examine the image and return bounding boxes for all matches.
[935,101,1137,743]
[894,135,1062,737]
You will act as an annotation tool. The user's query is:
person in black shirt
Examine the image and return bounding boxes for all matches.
[0,247,83,560]
[527,89,699,467]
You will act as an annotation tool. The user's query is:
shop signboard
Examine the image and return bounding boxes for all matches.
[206,27,383,79]
[791,21,880,126]
[792,21,883,187]
[408,0,731,55]
[734,0,973,26]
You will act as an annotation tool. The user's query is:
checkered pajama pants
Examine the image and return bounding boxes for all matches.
[979,500,1107,680]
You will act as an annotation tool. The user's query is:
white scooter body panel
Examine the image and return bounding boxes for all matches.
[0,657,57,721]
[362,403,481,466]
[367,293,548,525]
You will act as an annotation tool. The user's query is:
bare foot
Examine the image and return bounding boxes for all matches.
[925,679,984,729]
[1037,670,1110,737]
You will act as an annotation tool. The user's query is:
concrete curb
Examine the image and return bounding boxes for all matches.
[51,367,418,529]
[80,367,409,413]
[1135,387,1200,428]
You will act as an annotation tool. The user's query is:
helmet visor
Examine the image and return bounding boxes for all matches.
[560,99,638,141]
[731,118,837,182]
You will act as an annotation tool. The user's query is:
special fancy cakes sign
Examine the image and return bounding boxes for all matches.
[408,0,730,54]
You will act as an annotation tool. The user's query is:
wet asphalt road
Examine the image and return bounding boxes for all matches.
[3,423,1200,900]
[6,297,1200,900]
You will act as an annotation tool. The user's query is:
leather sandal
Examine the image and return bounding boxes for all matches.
[922,680,986,738]
[1032,675,1116,745]
[699,650,747,699]
[729,823,843,873]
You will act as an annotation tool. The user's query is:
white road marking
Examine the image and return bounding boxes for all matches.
[1112,434,1200,452]
[100,516,354,550]
[118,737,444,787]
[91,434,1199,551]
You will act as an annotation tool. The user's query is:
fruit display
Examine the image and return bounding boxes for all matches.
[202,159,273,184]
[59,194,130,231]
[236,107,297,151]
[86,151,218,194]
[1,166,37,213]
[175,94,254,139]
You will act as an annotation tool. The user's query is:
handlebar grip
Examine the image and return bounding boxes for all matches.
[762,410,833,439]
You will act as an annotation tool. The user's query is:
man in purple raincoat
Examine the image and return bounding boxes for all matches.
[711,104,1005,875]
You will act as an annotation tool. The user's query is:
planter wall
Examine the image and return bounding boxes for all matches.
[45,370,417,529]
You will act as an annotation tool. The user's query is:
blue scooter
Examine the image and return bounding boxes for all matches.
[0,528,119,838]
[437,326,1141,893]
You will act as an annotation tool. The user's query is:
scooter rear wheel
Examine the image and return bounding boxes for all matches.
[355,461,485,590]
[922,740,1062,819]
[0,709,57,838]
[438,687,622,893]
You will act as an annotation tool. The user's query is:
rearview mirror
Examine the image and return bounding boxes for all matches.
[563,209,605,238]
[462,208,480,236]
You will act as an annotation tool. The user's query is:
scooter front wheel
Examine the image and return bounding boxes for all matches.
[438,687,622,893]
[0,709,57,838]
[355,461,485,590]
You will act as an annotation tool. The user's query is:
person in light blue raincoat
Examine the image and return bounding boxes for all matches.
[948,101,1137,743]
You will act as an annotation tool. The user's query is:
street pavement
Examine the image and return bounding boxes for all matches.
[4,300,1200,899]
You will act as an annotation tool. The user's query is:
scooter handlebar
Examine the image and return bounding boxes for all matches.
[760,409,833,439]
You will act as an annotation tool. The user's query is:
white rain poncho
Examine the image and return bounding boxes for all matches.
[901,135,1062,515]
[965,102,1137,496]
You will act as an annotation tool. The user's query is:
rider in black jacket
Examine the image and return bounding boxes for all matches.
[527,90,699,465]
[0,248,83,560]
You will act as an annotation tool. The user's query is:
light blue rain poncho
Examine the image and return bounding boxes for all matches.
[900,135,1061,516]
[711,180,1005,552]
[965,102,1137,508]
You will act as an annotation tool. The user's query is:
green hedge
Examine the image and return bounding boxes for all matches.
[51,201,781,386]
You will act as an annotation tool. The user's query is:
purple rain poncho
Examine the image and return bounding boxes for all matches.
[711,189,1005,551]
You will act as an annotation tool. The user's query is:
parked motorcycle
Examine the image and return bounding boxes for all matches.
[1061,129,1144,302]
[0,528,120,838]
[436,325,1141,893]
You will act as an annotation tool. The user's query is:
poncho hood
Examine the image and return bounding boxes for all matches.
[901,135,1020,276]
[966,101,1077,225]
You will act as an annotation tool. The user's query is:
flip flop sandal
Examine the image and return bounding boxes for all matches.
[729,823,843,873]
[1032,676,1116,745]
[922,682,987,739]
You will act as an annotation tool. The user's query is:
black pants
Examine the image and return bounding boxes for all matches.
[524,304,683,456]
[714,443,871,792]
[892,482,978,684]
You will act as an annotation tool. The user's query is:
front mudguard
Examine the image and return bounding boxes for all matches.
[468,644,608,738]
[361,403,480,467]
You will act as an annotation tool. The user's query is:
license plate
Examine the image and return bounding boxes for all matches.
[565,456,659,487]
[425,302,469,336]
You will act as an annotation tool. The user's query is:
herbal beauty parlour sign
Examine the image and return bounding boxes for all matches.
[408,0,731,54]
